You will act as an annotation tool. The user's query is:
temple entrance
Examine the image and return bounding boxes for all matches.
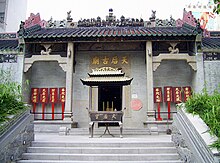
[98,86,122,112]
[81,67,133,127]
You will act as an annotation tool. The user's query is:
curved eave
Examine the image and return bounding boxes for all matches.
[23,26,197,42]
[88,73,125,77]
[80,78,133,86]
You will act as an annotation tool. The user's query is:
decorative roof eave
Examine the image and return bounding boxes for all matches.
[202,38,220,51]
[0,39,19,52]
[202,48,220,53]
[23,35,197,43]
[80,77,133,86]
[0,49,19,54]
[21,24,198,43]
[88,67,125,77]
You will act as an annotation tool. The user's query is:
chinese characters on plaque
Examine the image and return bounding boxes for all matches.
[49,88,58,120]
[153,86,192,120]
[153,87,163,103]
[49,88,58,103]
[31,88,39,114]
[91,55,129,66]
[31,88,39,103]
[173,87,182,103]
[59,88,66,103]
[164,86,173,102]
[31,87,66,120]
[153,86,191,104]
[153,87,163,121]
[183,86,191,102]
[59,87,66,119]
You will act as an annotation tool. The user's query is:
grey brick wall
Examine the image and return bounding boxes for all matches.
[204,61,220,94]
[29,61,66,120]
[153,60,194,119]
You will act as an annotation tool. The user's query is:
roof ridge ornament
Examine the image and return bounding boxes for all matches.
[67,11,73,22]
[91,67,123,74]
[18,21,25,37]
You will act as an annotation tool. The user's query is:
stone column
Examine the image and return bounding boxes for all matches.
[193,34,205,93]
[91,86,98,111]
[194,52,205,93]
[146,41,155,120]
[64,42,74,121]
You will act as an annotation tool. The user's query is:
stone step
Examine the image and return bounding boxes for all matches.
[21,153,180,161]
[31,141,174,147]
[27,146,177,154]
[18,160,183,163]
[18,133,182,162]
[70,128,151,135]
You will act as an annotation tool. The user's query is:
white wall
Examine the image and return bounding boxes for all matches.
[5,0,27,32]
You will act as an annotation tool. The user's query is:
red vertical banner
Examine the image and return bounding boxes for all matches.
[173,87,182,103]
[164,86,173,120]
[31,88,39,114]
[153,87,163,121]
[40,88,48,120]
[49,88,58,120]
[59,87,66,120]
[183,86,191,102]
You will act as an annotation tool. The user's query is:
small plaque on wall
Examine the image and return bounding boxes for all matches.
[131,99,143,111]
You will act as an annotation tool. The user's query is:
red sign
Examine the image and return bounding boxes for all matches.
[49,88,58,103]
[154,87,163,103]
[164,86,173,102]
[173,87,182,103]
[131,99,143,111]
[40,88,48,103]
[183,86,191,102]
[31,88,39,103]
[59,87,66,103]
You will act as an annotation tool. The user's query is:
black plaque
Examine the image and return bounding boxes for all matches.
[0,54,17,63]
[204,52,220,61]
[89,111,123,122]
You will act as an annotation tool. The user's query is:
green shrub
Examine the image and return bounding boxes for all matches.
[0,69,27,123]
[185,88,220,151]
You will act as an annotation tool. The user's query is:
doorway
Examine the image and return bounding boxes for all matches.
[98,86,122,112]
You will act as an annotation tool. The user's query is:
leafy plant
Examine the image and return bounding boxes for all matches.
[213,0,220,14]
[0,69,27,123]
[185,87,220,151]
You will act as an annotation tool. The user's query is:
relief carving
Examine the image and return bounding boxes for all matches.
[40,44,52,55]
[168,42,179,54]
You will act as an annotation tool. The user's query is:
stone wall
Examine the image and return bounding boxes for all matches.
[204,61,220,94]
[0,111,34,162]
[153,60,194,119]
[172,108,219,163]
[0,55,24,84]
[28,61,66,120]
[72,43,199,128]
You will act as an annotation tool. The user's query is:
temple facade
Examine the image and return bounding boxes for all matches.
[1,9,220,131]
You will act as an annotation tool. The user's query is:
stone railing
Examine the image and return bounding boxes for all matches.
[172,108,219,163]
[0,110,34,162]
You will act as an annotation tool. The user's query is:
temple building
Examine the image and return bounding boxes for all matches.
[1,9,220,131]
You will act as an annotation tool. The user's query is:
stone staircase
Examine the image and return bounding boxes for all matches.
[18,128,183,163]
[70,127,152,136]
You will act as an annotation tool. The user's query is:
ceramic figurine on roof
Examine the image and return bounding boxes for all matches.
[18,21,25,37]
[149,10,156,22]
[77,8,144,27]
[67,11,73,22]
[195,19,203,34]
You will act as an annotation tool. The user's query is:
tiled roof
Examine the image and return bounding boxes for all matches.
[202,37,220,49]
[210,31,220,37]
[81,76,133,86]
[23,24,198,41]
[0,39,19,51]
